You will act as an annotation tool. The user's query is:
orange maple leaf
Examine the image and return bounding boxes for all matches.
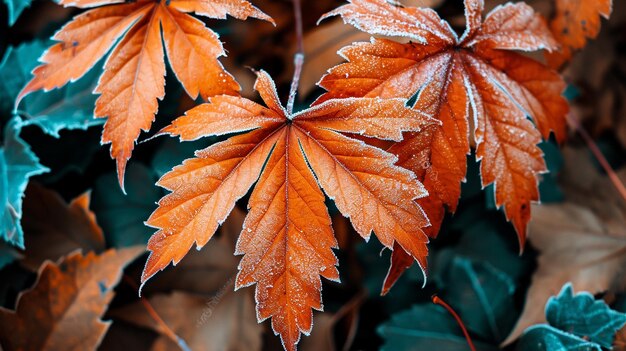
[546,0,613,68]
[16,0,273,189]
[141,70,435,351]
[319,0,569,292]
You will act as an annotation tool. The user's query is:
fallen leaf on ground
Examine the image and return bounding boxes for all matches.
[506,147,626,342]
[111,289,261,351]
[0,247,142,350]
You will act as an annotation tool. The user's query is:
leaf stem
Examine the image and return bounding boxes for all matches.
[122,275,191,351]
[432,295,476,351]
[566,113,626,202]
[287,0,304,115]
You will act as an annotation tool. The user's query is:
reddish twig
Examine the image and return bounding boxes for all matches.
[287,0,304,115]
[123,275,191,351]
[566,113,626,202]
[432,295,476,351]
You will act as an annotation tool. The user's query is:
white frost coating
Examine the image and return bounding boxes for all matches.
[293,97,435,141]
[320,0,456,45]
[459,0,483,43]
[464,2,557,52]
[297,129,429,268]
[486,73,532,124]
[253,69,290,118]
[462,71,480,148]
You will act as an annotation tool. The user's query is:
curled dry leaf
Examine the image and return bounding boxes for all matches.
[319,0,568,293]
[505,147,626,343]
[141,70,435,351]
[20,183,105,271]
[0,247,143,350]
[16,0,273,189]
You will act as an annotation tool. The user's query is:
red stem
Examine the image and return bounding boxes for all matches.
[432,295,476,351]
[566,113,626,202]
[287,0,304,115]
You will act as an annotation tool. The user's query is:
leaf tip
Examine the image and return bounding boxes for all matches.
[115,158,128,195]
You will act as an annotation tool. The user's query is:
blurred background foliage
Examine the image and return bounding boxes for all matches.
[0,0,626,350]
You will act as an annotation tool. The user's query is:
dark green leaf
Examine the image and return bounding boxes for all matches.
[438,217,529,281]
[378,304,498,351]
[356,236,427,313]
[91,163,161,248]
[537,142,564,203]
[434,257,517,343]
[151,137,211,178]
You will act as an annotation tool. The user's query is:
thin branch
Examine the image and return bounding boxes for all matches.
[432,295,476,351]
[287,0,304,115]
[123,275,191,351]
[566,113,626,202]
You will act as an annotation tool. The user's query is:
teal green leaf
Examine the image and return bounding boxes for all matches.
[546,283,626,348]
[0,119,49,248]
[377,258,521,351]
[434,257,517,343]
[518,325,601,351]
[0,39,103,137]
[378,304,498,351]
[17,68,103,137]
[0,40,46,116]
[4,0,31,26]
[91,164,161,248]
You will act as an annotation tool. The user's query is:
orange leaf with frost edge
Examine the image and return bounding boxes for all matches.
[141,70,436,351]
[16,0,274,190]
[546,0,613,68]
[318,0,569,293]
